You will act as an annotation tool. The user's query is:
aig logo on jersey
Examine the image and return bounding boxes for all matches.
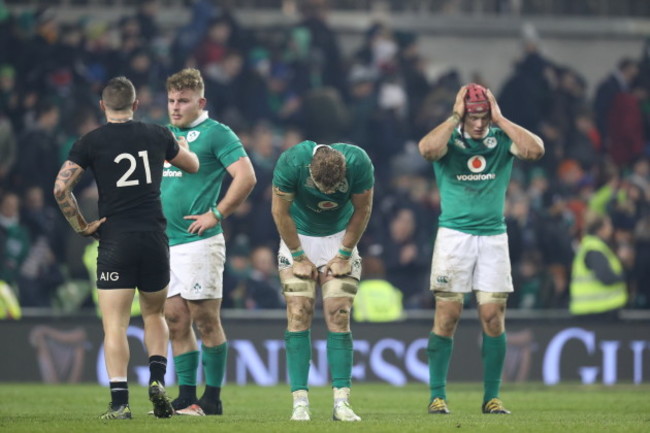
[467,155,487,173]
[99,272,120,282]
[186,130,200,142]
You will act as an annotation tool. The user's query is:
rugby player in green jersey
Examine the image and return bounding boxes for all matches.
[272,141,374,421]
[418,83,544,415]
[161,68,256,416]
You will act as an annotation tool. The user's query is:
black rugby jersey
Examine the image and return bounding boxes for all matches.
[68,121,179,234]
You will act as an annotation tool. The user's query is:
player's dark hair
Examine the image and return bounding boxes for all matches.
[101,76,136,111]
[311,146,346,190]
[166,68,205,95]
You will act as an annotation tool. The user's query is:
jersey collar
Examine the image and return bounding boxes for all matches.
[459,126,490,140]
[188,111,209,128]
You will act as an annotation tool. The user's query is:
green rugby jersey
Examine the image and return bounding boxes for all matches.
[161,113,248,246]
[273,140,374,236]
[433,127,514,235]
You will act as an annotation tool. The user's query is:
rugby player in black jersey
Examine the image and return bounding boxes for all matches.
[53,76,199,420]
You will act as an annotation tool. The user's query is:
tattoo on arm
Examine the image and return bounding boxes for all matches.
[54,162,88,233]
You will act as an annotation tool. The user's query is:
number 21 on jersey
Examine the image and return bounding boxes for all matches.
[114,150,152,187]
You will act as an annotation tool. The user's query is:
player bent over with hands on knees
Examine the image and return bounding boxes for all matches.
[271,141,374,421]
[53,76,199,419]
[161,68,256,416]
[418,84,544,415]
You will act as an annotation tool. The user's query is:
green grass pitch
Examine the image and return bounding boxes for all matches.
[1,383,649,433]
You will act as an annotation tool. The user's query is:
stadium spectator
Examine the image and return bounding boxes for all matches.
[498,41,553,135]
[292,0,345,94]
[569,212,628,319]
[593,58,639,144]
[381,207,431,308]
[632,215,650,308]
[244,245,283,309]
[53,76,199,419]
[161,68,256,416]
[134,0,160,43]
[0,192,30,290]
[605,83,646,167]
[0,113,15,183]
[353,255,404,322]
[271,141,374,421]
[17,185,64,308]
[418,83,544,415]
[10,100,60,207]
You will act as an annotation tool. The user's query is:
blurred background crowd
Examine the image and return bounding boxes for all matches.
[0,0,648,316]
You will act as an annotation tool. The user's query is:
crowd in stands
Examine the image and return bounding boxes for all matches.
[0,0,648,315]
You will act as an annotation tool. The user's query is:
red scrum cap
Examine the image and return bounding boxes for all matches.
[465,83,489,114]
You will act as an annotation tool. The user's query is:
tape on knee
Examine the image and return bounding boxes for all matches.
[476,291,509,305]
[282,277,316,298]
[322,277,358,299]
[434,291,464,303]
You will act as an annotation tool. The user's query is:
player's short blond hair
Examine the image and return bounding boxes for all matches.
[166,68,205,96]
[310,146,346,191]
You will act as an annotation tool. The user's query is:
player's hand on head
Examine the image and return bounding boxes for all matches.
[292,256,318,280]
[453,86,468,119]
[325,254,352,277]
[81,217,106,239]
[184,211,218,235]
[486,89,503,124]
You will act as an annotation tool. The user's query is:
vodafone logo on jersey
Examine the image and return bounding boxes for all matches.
[318,201,339,210]
[457,155,496,181]
[163,161,171,168]
[467,155,487,173]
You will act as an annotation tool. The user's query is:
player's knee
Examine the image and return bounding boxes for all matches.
[435,315,460,335]
[327,308,351,331]
[192,308,220,335]
[195,320,218,338]
[287,302,313,328]
[322,277,358,299]
[165,309,190,332]
[481,313,505,336]
[282,277,316,299]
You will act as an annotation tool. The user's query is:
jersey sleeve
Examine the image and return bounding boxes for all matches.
[163,127,180,161]
[272,150,297,193]
[495,128,514,154]
[448,129,459,147]
[212,125,248,168]
[67,136,90,169]
[349,146,375,194]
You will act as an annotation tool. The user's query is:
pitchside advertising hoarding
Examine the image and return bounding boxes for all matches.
[1,317,648,385]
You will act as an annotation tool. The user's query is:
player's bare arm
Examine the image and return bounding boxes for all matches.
[185,156,256,235]
[271,188,317,280]
[53,160,106,238]
[486,89,545,161]
[169,138,200,173]
[418,86,468,161]
[325,188,373,277]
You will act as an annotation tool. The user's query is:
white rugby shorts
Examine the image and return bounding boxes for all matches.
[278,230,362,280]
[429,227,513,293]
[168,234,225,300]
